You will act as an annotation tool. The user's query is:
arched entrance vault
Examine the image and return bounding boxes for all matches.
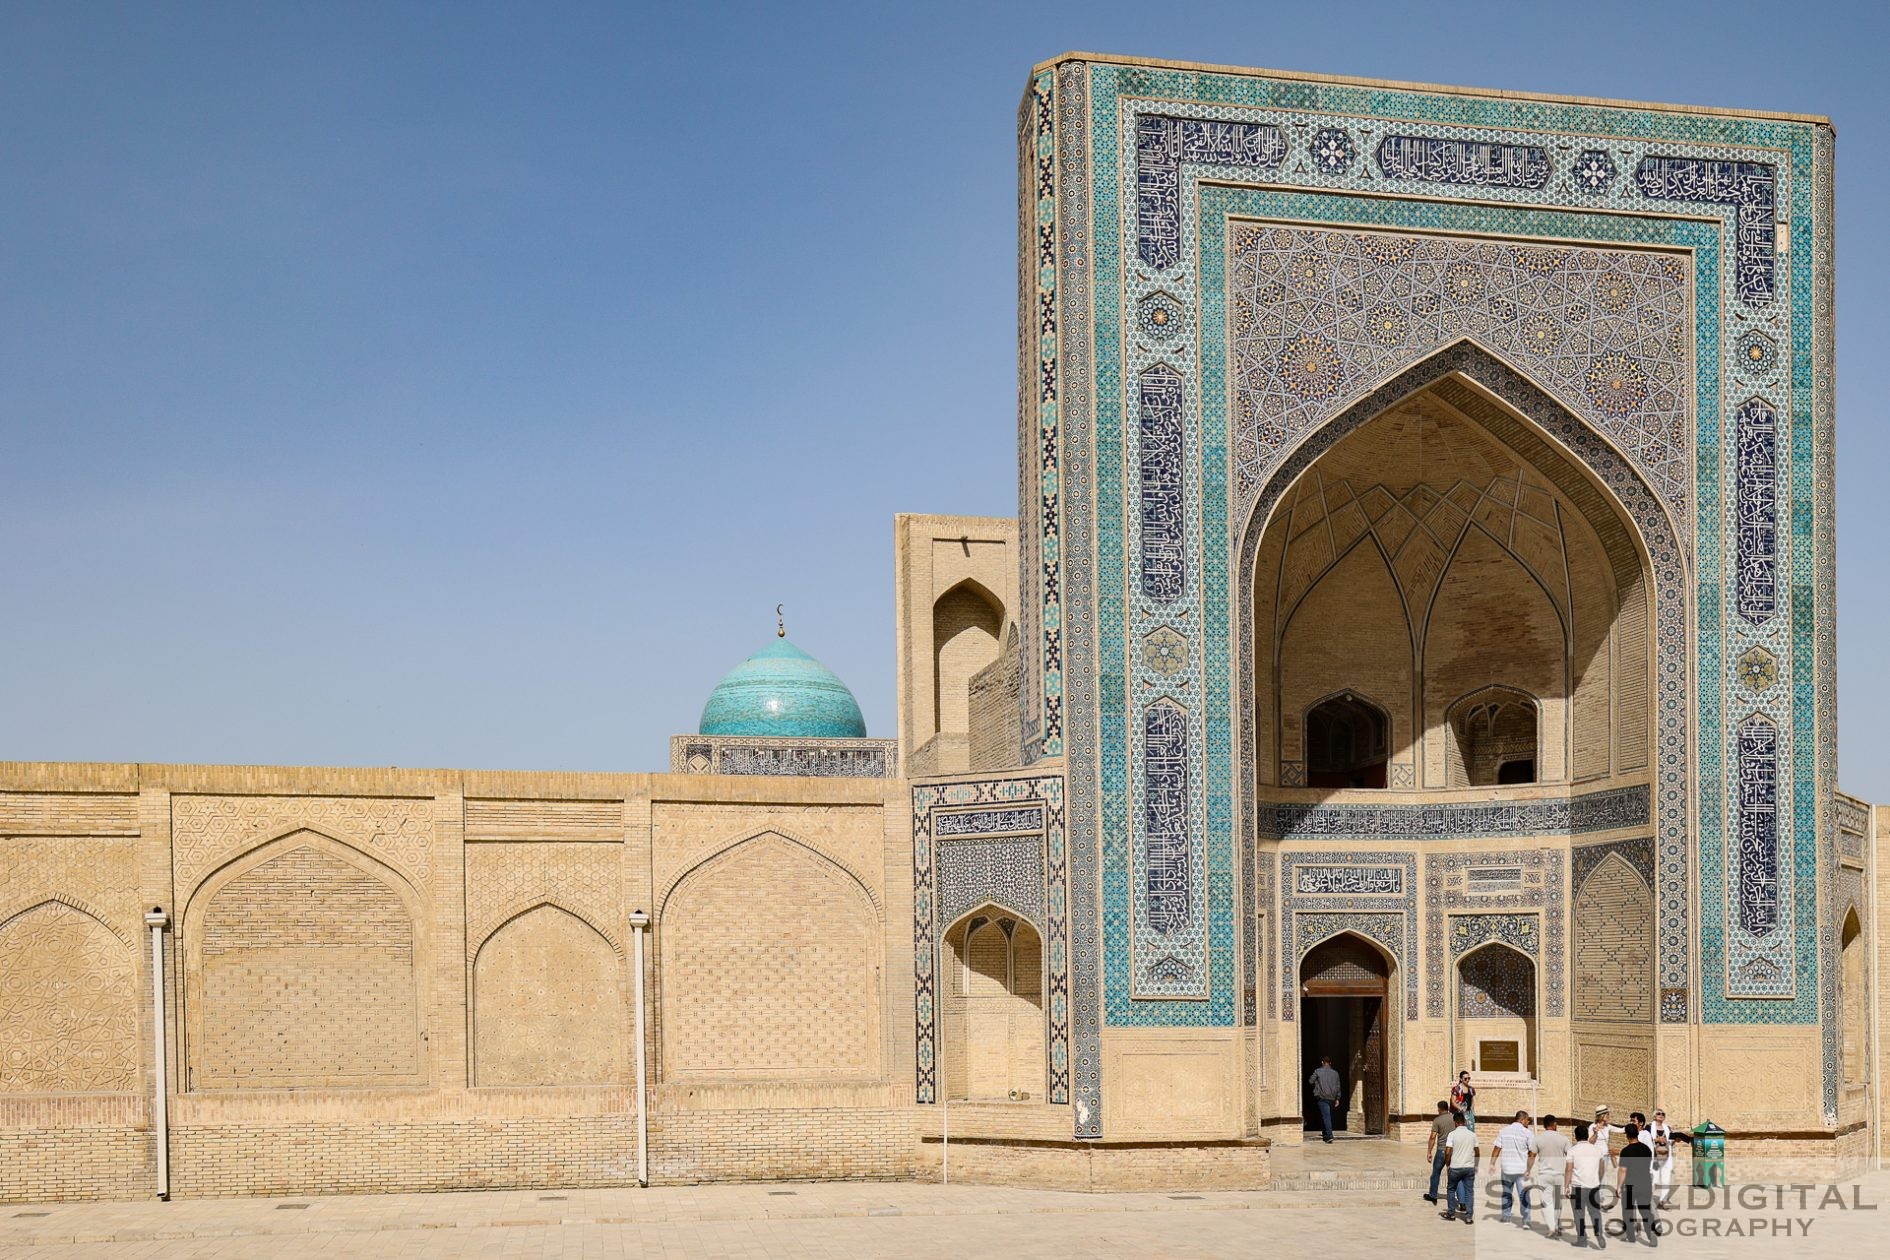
[1243,344,1676,799]
[1244,341,1686,1138]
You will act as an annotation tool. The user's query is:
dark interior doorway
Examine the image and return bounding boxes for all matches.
[1300,934,1390,1135]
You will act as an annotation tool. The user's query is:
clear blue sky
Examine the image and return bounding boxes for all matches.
[4,1,1887,795]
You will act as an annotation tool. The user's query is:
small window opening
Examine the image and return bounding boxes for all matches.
[1305,694,1390,789]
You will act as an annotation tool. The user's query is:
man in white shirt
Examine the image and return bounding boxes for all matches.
[1533,1114,1572,1239]
[1442,1109,1480,1224]
[1565,1121,1609,1248]
[1487,1109,1537,1226]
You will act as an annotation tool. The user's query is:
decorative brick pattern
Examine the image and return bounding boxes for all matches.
[0,902,140,1092]
[660,834,879,1079]
[172,795,435,896]
[192,842,421,1089]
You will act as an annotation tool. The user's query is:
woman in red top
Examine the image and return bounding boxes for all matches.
[1451,1071,1478,1131]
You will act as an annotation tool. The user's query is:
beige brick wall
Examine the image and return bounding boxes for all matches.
[966,625,1023,772]
[916,1137,1270,1191]
[892,515,1017,776]
[0,1097,149,1202]
[0,766,923,1202]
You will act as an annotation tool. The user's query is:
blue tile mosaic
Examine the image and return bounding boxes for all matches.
[1019,57,1835,1139]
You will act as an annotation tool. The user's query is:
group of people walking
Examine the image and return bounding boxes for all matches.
[1421,1076,1686,1246]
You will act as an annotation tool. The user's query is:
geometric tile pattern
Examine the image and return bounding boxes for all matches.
[1737,644,1779,692]
[1457,937,1537,1019]
[1228,226,1693,514]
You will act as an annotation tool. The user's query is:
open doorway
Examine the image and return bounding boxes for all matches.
[1300,933,1390,1135]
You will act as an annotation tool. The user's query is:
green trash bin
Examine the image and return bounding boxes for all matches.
[1691,1120,1727,1187]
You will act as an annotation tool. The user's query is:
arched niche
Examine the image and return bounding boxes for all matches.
[1240,342,1676,805]
[940,905,1046,1102]
[472,903,625,1087]
[1445,685,1542,787]
[1570,850,1654,1117]
[934,579,1004,738]
[183,830,425,1090]
[1304,691,1392,789]
[1841,907,1865,1084]
[1456,941,1538,1078]
[658,832,881,1080]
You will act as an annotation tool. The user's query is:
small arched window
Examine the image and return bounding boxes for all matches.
[1446,687,1540,787]
[1305,694,1390,789]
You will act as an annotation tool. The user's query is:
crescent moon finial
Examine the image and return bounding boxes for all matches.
[776,604,786,638]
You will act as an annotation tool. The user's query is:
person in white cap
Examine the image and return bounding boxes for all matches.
[1592,1104,1615,1158]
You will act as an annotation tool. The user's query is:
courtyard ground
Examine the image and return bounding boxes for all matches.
[2,1161,1882,1258]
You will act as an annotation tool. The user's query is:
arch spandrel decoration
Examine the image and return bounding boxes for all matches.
[1026,59,1832,1137]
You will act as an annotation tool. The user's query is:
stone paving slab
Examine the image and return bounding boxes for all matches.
[0,1172,1882,1258]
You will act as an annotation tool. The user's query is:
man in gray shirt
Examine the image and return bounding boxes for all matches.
[1533,1115,1571,1239]
[1309,1056,1342,1144]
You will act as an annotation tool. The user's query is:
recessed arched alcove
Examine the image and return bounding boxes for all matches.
[1244,351,1662,795]
[1456,942,1538,1078]
[933,580,1004,739]
[939,906,1046,1102]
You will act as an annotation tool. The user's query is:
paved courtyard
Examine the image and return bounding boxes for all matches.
[1,1170,1884,1259]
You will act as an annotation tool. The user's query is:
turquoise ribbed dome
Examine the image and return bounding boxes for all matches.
[698,638,867,738]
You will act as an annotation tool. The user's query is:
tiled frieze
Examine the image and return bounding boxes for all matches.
[1262,786,1646,841]
[667,735,898,778]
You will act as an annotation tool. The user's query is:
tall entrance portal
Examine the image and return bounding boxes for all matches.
[1299,934,1390,1136]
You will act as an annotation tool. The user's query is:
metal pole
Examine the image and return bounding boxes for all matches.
[1871,805,1884,1171]
[628,910,650,1188]
[143,908,170,1200]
